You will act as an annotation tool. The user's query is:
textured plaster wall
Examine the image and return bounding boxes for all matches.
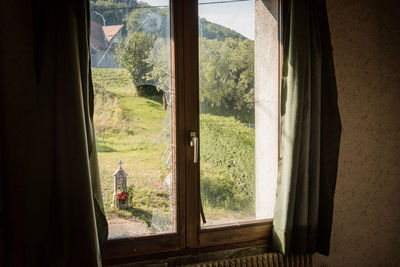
[255,0,279,219]
[315,0,400,266]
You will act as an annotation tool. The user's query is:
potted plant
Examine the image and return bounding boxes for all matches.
[115,191,129,208]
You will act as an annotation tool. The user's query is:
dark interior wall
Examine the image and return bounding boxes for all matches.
[315,0,400,266]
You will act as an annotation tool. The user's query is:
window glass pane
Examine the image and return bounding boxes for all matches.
[199,0,275,227]
[90,0,175,238]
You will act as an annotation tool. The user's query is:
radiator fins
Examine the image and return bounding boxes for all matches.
[182,253,313,267]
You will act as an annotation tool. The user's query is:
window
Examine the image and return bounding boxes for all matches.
[90,0,281,262]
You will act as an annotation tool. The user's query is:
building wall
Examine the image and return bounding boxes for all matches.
[315,0,400,266]
[254,0,279,220]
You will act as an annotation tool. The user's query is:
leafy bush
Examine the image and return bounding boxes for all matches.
[200,114,255,210]
[135,84,162,96]
[201,172,237,209]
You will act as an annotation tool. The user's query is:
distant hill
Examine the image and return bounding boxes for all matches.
[90,0,248,41]
[199,18,248,41]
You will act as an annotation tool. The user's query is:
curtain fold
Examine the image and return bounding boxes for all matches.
[273,0,341,255]
[0,0,108,266]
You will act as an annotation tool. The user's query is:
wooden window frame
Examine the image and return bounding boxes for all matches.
[101,0,283,264]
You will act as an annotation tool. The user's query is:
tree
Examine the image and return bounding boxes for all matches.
[90,0,134,26]
[116,6,169,96]
[125,4,167,35]
[199,37,255,114]
[199,18,246,41]
[116,31,160,95]
[115,5,255,108]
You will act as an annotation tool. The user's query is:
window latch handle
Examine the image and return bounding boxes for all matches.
[189,132,198,163]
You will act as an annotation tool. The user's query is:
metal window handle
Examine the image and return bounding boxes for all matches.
[189,132,198,163]
[189,131,206,223]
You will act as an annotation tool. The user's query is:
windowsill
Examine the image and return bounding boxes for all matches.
[200,218,272,231]
[104,245,272,266]
[102,219,273,265]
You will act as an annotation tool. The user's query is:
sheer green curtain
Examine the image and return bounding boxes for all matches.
[0,0,107,266]
[273,0,341,255]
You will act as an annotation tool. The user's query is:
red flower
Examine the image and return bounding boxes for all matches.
[118,196,121,199]
[121,196,125,200]
[115,193,117,196]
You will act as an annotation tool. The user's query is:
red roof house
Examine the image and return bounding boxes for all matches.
[90,20,124,68]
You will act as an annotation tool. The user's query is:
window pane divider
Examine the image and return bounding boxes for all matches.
[182,0,201,249]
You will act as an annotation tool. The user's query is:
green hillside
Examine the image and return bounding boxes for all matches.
[90,1,249,41]
[199,18,248,41]
[92,68,255,226]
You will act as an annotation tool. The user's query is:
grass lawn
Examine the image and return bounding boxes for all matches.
[92,67,256,229]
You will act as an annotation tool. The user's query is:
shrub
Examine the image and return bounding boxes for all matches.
[135,84,162,96]
[200,114,255,210]
[201,173,237,209]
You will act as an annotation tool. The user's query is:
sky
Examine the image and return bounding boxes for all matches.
[142,0,255,40]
